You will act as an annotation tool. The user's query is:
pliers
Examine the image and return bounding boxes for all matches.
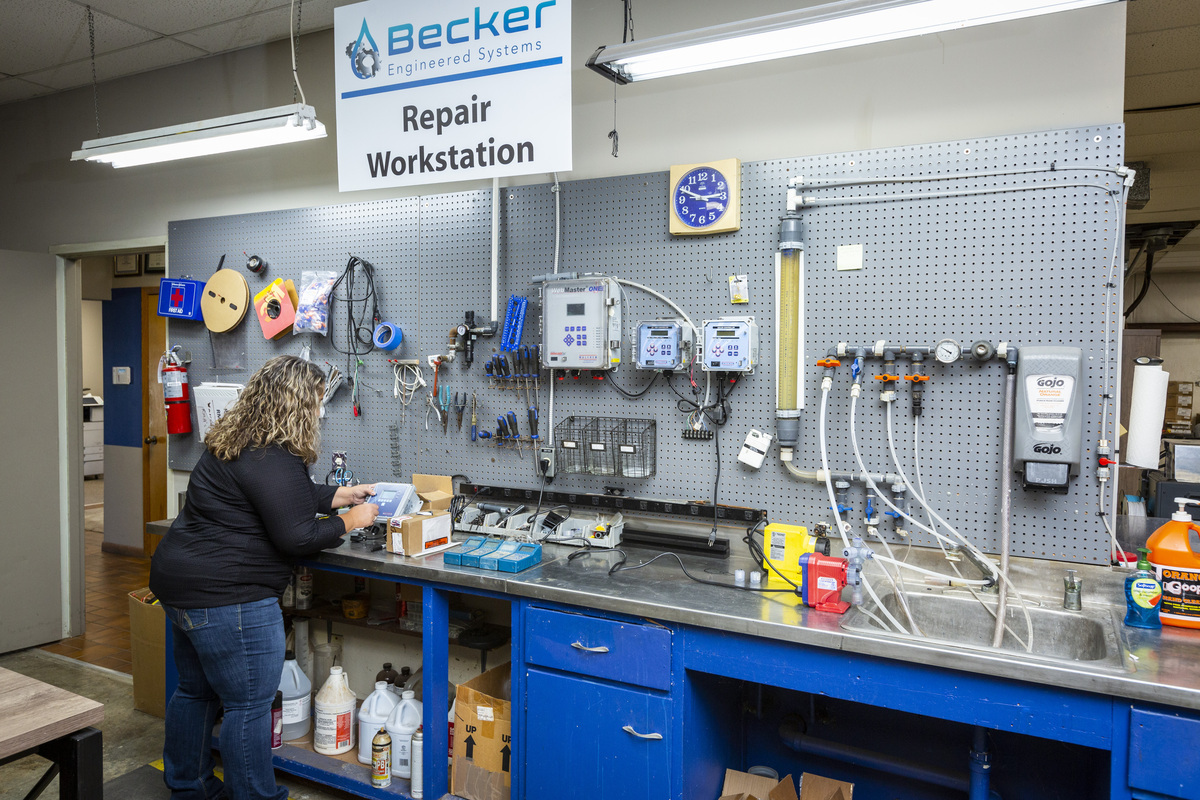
[437,385,450,433]
[453,391,467,430]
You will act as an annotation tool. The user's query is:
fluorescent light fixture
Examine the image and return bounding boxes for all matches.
[72,104,326,168]
[587,0,1121,83]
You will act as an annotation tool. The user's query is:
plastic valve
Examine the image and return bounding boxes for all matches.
[904,374,930,382]
[816,358,841,368]
[874,374,900,381]
[1098,457,1117,467]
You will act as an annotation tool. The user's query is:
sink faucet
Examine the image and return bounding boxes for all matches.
[949,545,998,593]
[1063,569,1082,611]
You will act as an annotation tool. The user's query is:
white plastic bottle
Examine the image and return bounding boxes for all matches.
[278,649,312,741]
[357,681,399,764]
[384,689,423,778]
[314,666,357,755]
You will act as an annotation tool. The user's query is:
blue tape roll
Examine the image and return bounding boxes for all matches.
[373,322,403,350]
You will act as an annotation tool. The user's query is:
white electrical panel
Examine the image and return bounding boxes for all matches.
[541,276,622,370]
[701,317,759,372]
[635,319,693,371]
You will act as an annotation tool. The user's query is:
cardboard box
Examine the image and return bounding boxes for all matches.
[1167,395,1194,409]
[453,662,512,800]
[386,510,451,556]
[1168,381,1194,396]
[128,588,166,717]
[412,474,454,511]
[718,770,853,800]
[1166,406,1193,422]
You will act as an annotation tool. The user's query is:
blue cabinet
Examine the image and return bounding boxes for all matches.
[525,667,672,800]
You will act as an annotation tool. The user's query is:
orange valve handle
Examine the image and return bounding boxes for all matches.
[874,374,900,381]
[816,358,841,368]
[904,374,930,382]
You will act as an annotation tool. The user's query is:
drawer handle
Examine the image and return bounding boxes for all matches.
[622,725,663,740]
[570,642,610,653]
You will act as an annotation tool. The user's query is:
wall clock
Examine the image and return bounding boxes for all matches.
[669,158,741,236]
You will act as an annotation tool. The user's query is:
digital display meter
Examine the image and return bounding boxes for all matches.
[541,277,623,370]
[635,319,693,371]
[702,317,758,373]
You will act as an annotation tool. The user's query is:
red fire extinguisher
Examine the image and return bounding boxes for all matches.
[159,346,192,435]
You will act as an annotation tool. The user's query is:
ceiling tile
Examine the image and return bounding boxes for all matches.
[0,76,56,105]
[173,7,291,54]
[1126,0,1200,34]
[1126,68,1200,111]
[23,37,207,91]
[84,0,289,36]
[0,0,156,76]
[174,0,338,53]
[1126,26,1200,77]
[1126,107,1200,137]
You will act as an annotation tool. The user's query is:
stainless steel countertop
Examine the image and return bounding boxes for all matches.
[307,533,1200,712]
[148,516,1200,710]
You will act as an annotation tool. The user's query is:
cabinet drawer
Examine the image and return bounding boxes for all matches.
[1129,706,1200,799]
[525,667,670,800]
[525,607,670,691]
[83,428,103,448]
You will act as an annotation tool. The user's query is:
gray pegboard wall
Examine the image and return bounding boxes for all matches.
[167,124,1125,564]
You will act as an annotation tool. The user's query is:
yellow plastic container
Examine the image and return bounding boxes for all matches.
[1146,498,1200,629]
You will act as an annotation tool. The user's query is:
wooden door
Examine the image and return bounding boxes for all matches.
[142,288,168,555]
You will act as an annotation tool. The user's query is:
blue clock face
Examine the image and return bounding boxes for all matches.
[673,167,730,228]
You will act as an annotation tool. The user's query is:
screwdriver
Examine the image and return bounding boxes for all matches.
[470,391,478,442]
[522,345,533,408]
[532,345,541,395]
[484,360,494,388]
[506,410,521,451]
[497,416,510,440]
[528,405,538,452]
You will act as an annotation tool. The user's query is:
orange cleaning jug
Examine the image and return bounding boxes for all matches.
[1146,497,1200,629]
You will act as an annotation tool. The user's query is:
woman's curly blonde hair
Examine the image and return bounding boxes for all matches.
[205,355,325,464]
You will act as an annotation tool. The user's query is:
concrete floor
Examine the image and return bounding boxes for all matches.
[0,649,352,800]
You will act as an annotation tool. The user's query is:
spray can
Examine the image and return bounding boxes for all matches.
[411,726,424,798]
[371,728,392,788]
[271,691,283,749]
[295,567,313,610]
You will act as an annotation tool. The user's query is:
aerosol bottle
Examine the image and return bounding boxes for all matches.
[411,726,424,799]
[371,728,392,788]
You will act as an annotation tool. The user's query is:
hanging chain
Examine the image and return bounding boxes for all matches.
[87,5,100,136]
[292,0,304,103]
[608,0,633,158]
[623,0,635,43]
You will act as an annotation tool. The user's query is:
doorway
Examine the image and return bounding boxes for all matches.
[38,247,168,673]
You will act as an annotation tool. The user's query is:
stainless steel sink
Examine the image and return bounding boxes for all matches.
[841,588,1128,672]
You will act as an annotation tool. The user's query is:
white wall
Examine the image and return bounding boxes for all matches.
[0,2,1124,253]
[81,300,103,397]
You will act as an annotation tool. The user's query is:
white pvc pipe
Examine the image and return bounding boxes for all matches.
[491,176,499,323]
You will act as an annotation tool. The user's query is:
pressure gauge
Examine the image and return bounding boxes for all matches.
[934,338,962,364]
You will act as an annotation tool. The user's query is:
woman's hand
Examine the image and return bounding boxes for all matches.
[340,502,380,533]
[333,483,376,509]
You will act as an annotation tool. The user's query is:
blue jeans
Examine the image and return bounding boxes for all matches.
[162,597,288,800]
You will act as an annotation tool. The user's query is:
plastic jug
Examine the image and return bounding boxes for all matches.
[1147,497,1200,628]
[314,666,357,755]
[385,689,423,778]
[278,649,312,741]
[357,681,399,764]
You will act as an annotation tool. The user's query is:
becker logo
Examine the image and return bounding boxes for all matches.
[1037,377,1065,388]
[1033,444,1062,455]
[346,19,382,80]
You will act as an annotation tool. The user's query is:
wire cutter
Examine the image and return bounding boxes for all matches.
[453,391,467,430]
[437,385,450,433]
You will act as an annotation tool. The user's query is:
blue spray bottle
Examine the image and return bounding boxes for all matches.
[1124,547,1162,629]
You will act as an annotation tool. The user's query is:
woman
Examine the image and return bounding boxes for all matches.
[150,355,379,800]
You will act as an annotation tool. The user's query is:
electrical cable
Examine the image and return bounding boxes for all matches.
[1150,278,1200,323]
[606,551,799,593]
[604,371,659,399]
[797,163,1127,192]
[613,278,699,341]
[1124,248,1155,318]
[289,0,307,105]
[329,255,382,377]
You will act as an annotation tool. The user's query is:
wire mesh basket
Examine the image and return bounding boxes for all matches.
[554,416,593,475]
[554,416,656,478]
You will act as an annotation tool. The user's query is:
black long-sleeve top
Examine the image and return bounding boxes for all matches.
[150,445,343,608]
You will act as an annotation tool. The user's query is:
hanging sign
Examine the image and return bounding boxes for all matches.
[334,0,572,191]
